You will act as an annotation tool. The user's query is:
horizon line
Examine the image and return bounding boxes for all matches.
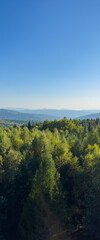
[1,107,100,111]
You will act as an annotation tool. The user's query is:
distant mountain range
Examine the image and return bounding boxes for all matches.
[5,108,100,119]
[0,109,58,121]
[78,113,100,120]
[1,108,100,121]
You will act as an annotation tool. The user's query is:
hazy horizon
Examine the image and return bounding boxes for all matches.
[2,107,100,111]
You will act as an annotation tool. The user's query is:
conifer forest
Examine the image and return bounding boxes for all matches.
[0,118,100,240]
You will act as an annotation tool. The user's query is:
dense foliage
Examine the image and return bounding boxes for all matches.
[0,118,100,239]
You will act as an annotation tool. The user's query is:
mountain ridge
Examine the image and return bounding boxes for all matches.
[1,109,100,121]
[0,109,58,121]
[78,112,100,120]
[4,108,100,119]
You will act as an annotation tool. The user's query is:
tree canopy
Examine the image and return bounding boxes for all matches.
[0,119,100,239]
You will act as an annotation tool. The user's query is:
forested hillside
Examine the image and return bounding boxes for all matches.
[0,118,100,240]
[79,113,100,120]
[0,109,57,121]
[5,108,100,119]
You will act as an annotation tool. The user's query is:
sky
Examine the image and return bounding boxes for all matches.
[0,0,100,110]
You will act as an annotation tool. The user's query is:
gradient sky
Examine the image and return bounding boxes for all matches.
[0,0,100,109]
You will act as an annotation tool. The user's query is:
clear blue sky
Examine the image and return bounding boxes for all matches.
[0,0,100,109]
